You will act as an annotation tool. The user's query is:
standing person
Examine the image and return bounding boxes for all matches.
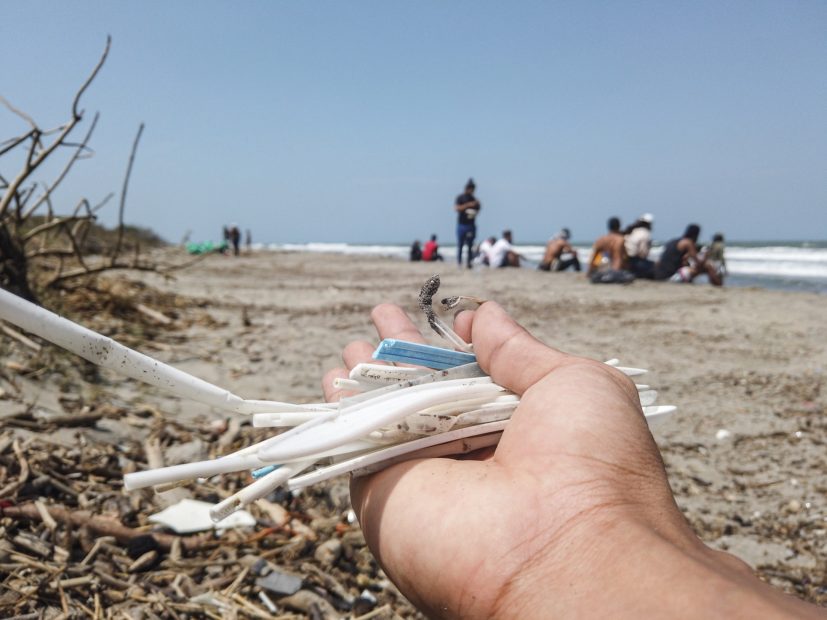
[586,217,633,283]
[245,229,252,252]
[221,226,230,254]
[454,178,481,269]
[624,213,655,279]
[654,224,722,285]
[538,228,581,272]
[422,234,444,262]
[229,224,241,257]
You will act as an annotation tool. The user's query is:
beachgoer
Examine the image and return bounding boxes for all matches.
[624,213,655,279]
[229,224,241,257]
[422,234,444,262]
[322,304,822,619]
[586,217,634,283]
[473,236,497,267]
[489,230,523,268]
[221,226,230,255]
[455,178,481,269]
[410,240,423,262]
[538,228,581,272]
[654,224,722,286]
[245,229,252,252]
[702,233,727,283]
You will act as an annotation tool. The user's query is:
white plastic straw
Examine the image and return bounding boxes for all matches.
[0,288,309,414]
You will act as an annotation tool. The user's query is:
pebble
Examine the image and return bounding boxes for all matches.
[255,570,304,597]
[280,590,341,619]
[314,539,343,568]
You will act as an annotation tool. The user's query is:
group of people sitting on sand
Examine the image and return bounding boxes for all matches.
[586,215,725,285]
[410,214,726,287]
[409,177,726,284]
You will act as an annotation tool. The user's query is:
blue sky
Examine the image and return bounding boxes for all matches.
[1,1,825,244]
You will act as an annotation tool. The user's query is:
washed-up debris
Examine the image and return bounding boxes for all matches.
[0,410,420,617]
[256,569,304,596]
[149,498,256,534]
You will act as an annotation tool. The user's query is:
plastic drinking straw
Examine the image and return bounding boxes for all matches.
[286,421,508,489]
[0,288,309,414]
[258,377,503,462]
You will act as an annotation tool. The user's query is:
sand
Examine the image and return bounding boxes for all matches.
[138,250,827,599]
[6,248,826,609]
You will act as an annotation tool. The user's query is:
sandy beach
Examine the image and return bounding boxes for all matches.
[3,249,826,615]
[150,251,827,596]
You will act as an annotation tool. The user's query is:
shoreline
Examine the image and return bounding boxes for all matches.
[237,242,827,295]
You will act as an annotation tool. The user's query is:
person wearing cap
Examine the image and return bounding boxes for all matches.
[624,214,655,279]
[454,178,481,269]
[538,228,581,272]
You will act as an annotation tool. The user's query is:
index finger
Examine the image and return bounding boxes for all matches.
[370,303,428,344]
[322,304,428,402]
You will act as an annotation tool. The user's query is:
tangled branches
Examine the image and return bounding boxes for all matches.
[0,36,166,304]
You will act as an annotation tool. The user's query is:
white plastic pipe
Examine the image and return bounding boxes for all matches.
[0,288,308,414]
[259,377,503,462]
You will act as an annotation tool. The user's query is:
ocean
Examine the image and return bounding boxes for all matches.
[265,241,827,295]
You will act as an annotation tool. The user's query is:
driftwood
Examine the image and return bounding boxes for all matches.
[1,502,212,552]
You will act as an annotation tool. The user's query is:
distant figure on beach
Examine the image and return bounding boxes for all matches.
[702,233,727,283]
[587,217,633,283]
[245,229,252,252]
[221,226,231,254]
[654,224,722,286]
[422,234,444,262]
[228,224,241,256]
[624,213,655,279]
[473,236,497,267]
[454,178,481,269]
[538,228,581,272]
[409,240,423,261]
[489,230,523,268]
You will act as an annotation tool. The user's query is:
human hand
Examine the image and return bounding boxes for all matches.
[323,303,820,619]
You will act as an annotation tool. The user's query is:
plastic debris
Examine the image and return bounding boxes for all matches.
[255,570,304,596]
[148,498,255,534]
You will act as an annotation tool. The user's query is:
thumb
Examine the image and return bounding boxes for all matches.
[454,301,569,395]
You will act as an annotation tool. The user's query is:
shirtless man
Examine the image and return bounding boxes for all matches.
[538,228,581,272]
[586,217,628,277]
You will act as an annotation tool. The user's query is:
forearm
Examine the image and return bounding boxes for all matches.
[491,519,821,619]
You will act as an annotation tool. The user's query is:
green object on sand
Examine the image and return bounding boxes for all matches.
[186,240,228,255]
